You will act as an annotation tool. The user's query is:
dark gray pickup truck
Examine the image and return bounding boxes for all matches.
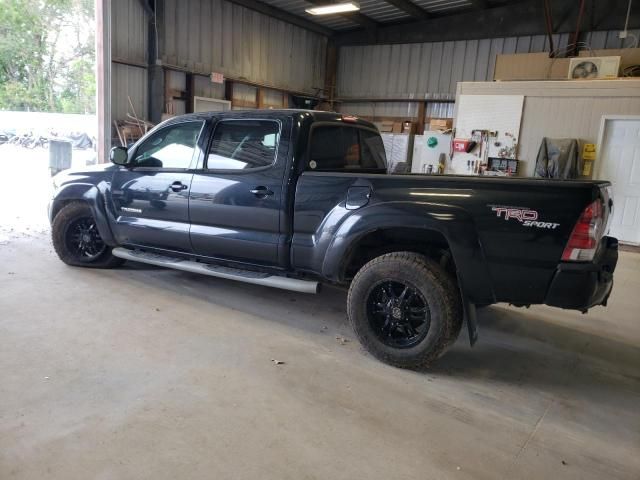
[49,110,618,368]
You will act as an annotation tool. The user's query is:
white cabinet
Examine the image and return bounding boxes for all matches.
[411,131,451,174]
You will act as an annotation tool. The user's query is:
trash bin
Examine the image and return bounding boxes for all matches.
[49,140,72,176]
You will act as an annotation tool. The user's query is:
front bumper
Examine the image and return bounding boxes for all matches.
[544,236,618,312]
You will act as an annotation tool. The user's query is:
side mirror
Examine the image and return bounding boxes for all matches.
[110,146,129,165]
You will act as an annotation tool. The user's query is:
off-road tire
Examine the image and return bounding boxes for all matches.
[348,251,463,369]
[52,201,124,268]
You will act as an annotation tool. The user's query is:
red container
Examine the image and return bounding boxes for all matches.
[453,138,470,152]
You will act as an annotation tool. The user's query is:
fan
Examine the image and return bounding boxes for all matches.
[571,61,599,79]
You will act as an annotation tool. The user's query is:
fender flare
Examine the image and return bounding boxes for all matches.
[50,182,117,246]
[321,201,495,305]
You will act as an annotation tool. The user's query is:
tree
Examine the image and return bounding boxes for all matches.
[0,0,95,113]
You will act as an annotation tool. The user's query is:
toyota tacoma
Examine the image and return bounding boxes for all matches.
[49,110,618,368]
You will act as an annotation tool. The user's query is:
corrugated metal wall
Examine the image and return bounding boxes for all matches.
[338,29,640,117]
[232,83,259,108]
[262,88,285,108]
[112,63,149,122]
[162,0,327,94]
[339,101,456,119]
[165,70,187,115]
[457,80,640,176]
[112,0,147,64]
[111,0,148,121]
[194,75,226,100]
[336,102,420,118]
[165,70,227,116]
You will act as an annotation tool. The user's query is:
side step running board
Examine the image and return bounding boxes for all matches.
[112,248,319,294]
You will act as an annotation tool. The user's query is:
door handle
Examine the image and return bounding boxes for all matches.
[170,181,188,192]
[250,186,274,197]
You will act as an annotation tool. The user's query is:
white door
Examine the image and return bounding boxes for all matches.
[598,117,640,245]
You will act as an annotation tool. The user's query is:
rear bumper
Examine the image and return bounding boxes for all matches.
[544,236,618,312]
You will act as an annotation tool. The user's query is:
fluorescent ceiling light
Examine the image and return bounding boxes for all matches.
[305,2,360,15]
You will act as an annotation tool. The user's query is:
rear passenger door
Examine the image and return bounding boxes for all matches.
[291,124,388,271]
[188,118,289,267]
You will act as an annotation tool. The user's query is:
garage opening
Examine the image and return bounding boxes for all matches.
[0,0,97,241]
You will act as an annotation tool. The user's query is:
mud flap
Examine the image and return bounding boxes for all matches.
[456,273,479,346]
[463,296,478,346]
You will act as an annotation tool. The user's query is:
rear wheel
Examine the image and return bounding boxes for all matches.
[348,252,462,369]
[52,202,124,268]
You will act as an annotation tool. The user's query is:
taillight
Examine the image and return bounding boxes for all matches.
[562,200,604,261]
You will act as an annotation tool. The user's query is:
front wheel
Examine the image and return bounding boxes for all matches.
[347,252,462,369]
[52,202,124,268]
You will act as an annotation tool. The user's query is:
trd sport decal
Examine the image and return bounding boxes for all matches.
[490,206,560,229]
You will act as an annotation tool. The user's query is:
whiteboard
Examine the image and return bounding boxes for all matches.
[455,94,524,160]
[381,133,412,173]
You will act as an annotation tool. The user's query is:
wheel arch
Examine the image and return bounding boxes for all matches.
[50,182,117,246]
[338,227,452,281]
[321,202,495,305]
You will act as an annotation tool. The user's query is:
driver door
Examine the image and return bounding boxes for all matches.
[110,120,204,253]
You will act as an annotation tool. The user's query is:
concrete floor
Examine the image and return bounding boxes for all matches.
[1,165,639,479]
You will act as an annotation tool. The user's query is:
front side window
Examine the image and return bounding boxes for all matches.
[207,120,280,170]
[309,126,386,172]
[132,121,203,169]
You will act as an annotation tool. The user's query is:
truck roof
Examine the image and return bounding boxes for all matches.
[167,109,377,130]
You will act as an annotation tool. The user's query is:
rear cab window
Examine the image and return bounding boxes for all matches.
[308,125,387,173]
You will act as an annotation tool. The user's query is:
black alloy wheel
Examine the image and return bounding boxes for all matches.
[64,217,107,262]
[367,280,431,348]
[347,252,463,369]
[52,202,124,268]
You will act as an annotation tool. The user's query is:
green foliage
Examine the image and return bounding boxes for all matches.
[0,0,95,113]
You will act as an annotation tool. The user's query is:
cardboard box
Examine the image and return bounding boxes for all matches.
[429,118,453,131]
[401,121,415,134]
[579,48,640,74]
[494,52,571,81]
[495,48,640,81]
[375,121,394,133]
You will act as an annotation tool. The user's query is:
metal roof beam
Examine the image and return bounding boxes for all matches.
[382,0,430,20]
[225,0,334,36]
[335,0,640,45]
[340,11,379,31]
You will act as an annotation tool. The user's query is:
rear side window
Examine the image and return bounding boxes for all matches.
[360,129,387,169]
[207,120,280,170]
[309,126,386,172]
